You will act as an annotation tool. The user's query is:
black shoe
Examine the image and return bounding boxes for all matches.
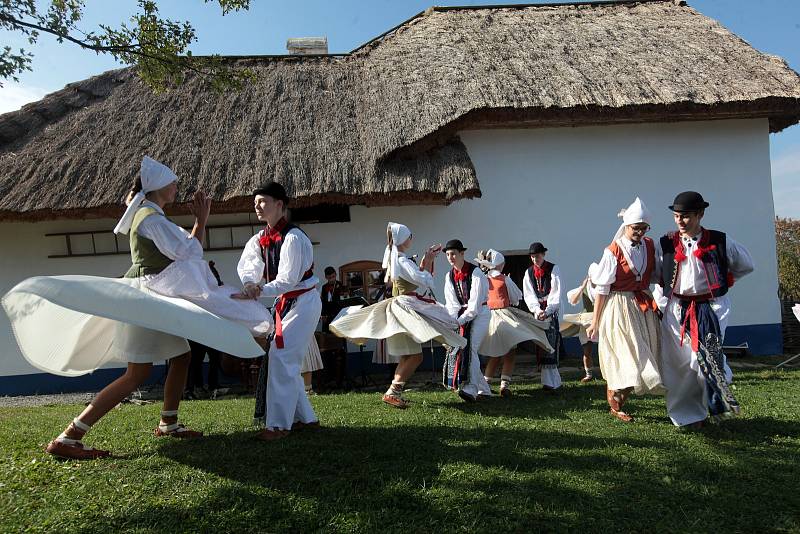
[458,389,477,403]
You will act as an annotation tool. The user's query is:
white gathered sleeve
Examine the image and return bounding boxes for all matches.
[505,275,523,305]
[457,271,488,326]
[727,236,755,281]
[522,269,541,313]
[261,230,316,298]
[544,265,561,316]
[237,234,265,285]
[590,249,618,296]
[650,241,663,285]
[443,276,461,320]
[396,255,434,291]
[136,207,203,261]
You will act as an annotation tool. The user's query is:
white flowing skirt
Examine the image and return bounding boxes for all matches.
[561,311,594,345]
[329,295,466,353]
[598,291,664,395]
[479,307,553,357]
[146,259,272,336]
[2,275,267,377]
[301,336,324,373]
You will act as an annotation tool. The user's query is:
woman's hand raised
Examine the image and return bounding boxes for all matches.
[191,190,211,223]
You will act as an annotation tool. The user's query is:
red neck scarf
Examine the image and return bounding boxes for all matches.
[259,217,288,248]
[533,264,545,279]
[453,265,469,283]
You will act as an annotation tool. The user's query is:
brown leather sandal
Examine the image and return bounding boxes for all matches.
[256,428,290,441]
[45,439,111,460]
[609,408,634,423]
[382,393,409,409]
[154,422,203,439]
[291,420,321,431]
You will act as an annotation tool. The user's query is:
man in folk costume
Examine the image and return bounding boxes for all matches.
[442,239,493,402]
[655,192,754,429]
[522,242,563,390]
[319,266,344,331]
[237,182,321,440]
[586,198,665,422]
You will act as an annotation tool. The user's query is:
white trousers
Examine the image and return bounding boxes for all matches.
[541,366,562,389]
[266,290,321,430]
[661,295,733,426]
[462,312,492,397]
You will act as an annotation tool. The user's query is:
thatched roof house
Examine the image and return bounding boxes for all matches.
[1,0,799,221]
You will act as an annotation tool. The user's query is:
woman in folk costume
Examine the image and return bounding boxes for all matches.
[586,197,665,423]
[655,191,754,429]
[441,239,493,402]
[1,156,268,460]
[561,265,599,383]
[329,223,466,409]
[522,242,564,390]
[237,182,321,440]
[301,336,324,395]
[475,249,553,398]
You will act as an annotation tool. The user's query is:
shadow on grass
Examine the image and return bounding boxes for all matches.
[440,382,612,419]
[94,416,793,532]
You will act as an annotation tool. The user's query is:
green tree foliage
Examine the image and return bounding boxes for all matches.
[776,217,800,300]
[0,0,255,92]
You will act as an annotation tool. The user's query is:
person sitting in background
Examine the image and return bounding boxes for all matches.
[320,266,344,331]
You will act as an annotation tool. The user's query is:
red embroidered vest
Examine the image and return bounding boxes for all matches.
[608,237,655,292]
[487,275,511,310]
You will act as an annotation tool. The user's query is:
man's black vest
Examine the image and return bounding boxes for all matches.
[527,261,555,302]
[448,262,477,316]
[258,219,312,282]
[660,229,729,298]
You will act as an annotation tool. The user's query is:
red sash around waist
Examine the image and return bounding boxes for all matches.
[274,286,316,349]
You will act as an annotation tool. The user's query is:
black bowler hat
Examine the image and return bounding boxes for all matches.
[669,191,709,212]
[253,181,289,202]
[444,239,467,252]
[529,242,547,255]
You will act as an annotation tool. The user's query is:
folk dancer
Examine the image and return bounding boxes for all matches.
[562,266,599,383]
[476,249,553,397]
[329,223,465,408]
[442,240,493,402]
[586,197,665,422]
[237,182,321,440]
[3,156,268,459]
[656,191,754,429]
[522,242,563,390]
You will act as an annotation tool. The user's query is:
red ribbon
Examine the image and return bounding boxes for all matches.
[451,324,466,389]
[453,269,468,283]
[694,243,716,259]
[533,264,545,279]
[258,217,288,248]
[633,290,658,313]
[680,300,700,352]
[273,287,314,349]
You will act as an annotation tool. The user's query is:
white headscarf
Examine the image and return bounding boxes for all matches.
[382,222,412,281]
[113,156,179,235]
[475,248,505,270]
[568,262,600,305]
[612,197,651,243]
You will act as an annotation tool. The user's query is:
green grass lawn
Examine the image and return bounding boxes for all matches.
[1,369,799,533]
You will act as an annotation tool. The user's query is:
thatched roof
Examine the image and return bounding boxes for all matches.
[2,0,799,221]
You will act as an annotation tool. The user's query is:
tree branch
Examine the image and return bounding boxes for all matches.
[0,13,136,53]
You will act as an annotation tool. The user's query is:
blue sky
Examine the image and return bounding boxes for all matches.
[2,0,798,217]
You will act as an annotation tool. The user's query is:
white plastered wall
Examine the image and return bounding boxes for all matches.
[0,118,779,377]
